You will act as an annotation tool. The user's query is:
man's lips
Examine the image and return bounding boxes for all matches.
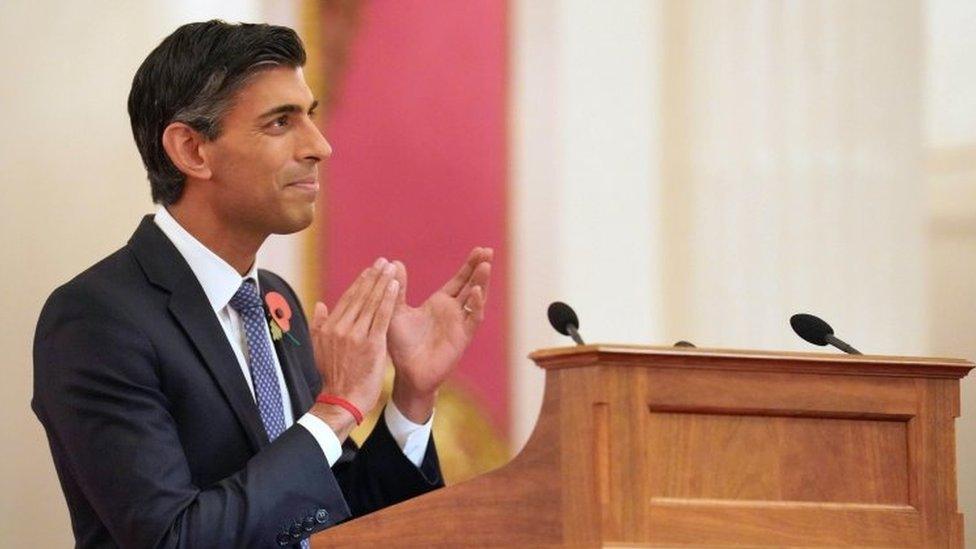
[286,178,319,192]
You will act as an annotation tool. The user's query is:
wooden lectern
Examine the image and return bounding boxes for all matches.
[313,345,973,547]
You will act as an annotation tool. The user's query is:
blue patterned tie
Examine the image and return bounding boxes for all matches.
[231,281,311,548]
[229,279,287,442]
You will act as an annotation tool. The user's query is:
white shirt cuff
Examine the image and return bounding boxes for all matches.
[384,400,433,468]
[296,413,344,466]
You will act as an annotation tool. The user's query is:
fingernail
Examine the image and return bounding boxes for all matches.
[374,257,388,268]
[383,262,396,275]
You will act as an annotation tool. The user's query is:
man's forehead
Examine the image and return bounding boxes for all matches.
[232,66,314,113]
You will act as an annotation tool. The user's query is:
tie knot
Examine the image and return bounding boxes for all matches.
[229,279,263,313]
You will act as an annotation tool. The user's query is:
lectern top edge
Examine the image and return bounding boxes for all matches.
[529,343,974,379]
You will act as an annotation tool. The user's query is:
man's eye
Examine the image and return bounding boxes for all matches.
[271,115,289,128]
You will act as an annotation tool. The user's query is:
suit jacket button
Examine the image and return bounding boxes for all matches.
[315,508,329,524]
[276,532,291,546]
[303,516,317,532]
[290,522,303,539]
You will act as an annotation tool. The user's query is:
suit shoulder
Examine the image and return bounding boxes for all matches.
[38,245,147,327]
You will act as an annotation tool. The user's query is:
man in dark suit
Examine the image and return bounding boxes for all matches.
[32,20,492,548]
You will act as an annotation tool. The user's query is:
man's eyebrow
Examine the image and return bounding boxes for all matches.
[257,99,319,120]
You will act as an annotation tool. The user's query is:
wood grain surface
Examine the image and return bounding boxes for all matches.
[313,345,973,548]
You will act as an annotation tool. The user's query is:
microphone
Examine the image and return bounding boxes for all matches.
[789,313,862,355]
[547,302,585,345]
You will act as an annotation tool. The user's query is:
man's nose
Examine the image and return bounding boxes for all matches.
[302,121,333,162]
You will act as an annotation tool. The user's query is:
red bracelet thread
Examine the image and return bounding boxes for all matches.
[316,394,364,425]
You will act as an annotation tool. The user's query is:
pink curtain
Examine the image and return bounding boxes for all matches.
[319,0,509,433]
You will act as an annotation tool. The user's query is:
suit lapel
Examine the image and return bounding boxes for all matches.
[259,272,314,418]
[273,330,313,419]
[168,284,270,450]
[129,216,269,452]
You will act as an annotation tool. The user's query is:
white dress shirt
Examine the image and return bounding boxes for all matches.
[153,206,432,467]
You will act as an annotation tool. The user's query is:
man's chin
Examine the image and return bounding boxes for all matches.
[272,205,316,235]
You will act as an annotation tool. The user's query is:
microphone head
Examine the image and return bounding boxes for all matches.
[547,301,579,336]
[790,313,834,346]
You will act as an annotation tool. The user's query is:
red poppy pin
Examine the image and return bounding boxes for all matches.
[264,291,300,346]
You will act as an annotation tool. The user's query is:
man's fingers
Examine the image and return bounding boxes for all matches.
[369,279,399,338]
[470,261,492,295]
[392,260,408,307]
[441,247,492,297]
[311,302,329,363]
[462,285,486,332]
[440,248,478,296]
[331,265,372,320]
[456,262,492,305]
[354,262,397,328]
[342,259,389,322]
[312,301,329,332]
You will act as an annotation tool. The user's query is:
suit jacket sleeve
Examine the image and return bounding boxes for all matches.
[32,284,351,549]
[331,410,444,518]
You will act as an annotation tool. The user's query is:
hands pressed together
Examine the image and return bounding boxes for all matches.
[309,248,493,439]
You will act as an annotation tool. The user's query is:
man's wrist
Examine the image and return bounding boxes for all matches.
[391,381,437,424]
[316,394,364,425]
[309,402,357,442]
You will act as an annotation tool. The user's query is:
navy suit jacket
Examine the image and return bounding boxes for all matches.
[32,216,443,548]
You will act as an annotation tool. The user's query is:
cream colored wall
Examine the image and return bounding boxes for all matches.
[0,1,298,545]
[925,0,976,537]
[511,0,976,544]
[509,0,666,452]
[1,4,158,545]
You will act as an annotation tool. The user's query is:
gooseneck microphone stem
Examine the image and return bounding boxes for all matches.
[566,324,585,346]
[825,334,861,355]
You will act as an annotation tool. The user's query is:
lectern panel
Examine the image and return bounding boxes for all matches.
[644,503,922,547]
[645,412,911,505]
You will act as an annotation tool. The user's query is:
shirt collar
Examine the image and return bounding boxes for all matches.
[153,205,259,313]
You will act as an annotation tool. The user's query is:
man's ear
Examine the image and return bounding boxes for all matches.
[161,122,213,180]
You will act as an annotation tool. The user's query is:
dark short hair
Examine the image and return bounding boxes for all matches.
[127,20,306,205]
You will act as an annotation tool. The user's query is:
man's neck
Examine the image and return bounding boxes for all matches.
[165,201,263,276]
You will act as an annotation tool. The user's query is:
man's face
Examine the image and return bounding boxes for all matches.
[201,66,331,236]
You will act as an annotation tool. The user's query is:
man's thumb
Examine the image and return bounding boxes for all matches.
[312,301,329,332]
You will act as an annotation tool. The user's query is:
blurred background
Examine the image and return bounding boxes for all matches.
[1,0,974,546]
